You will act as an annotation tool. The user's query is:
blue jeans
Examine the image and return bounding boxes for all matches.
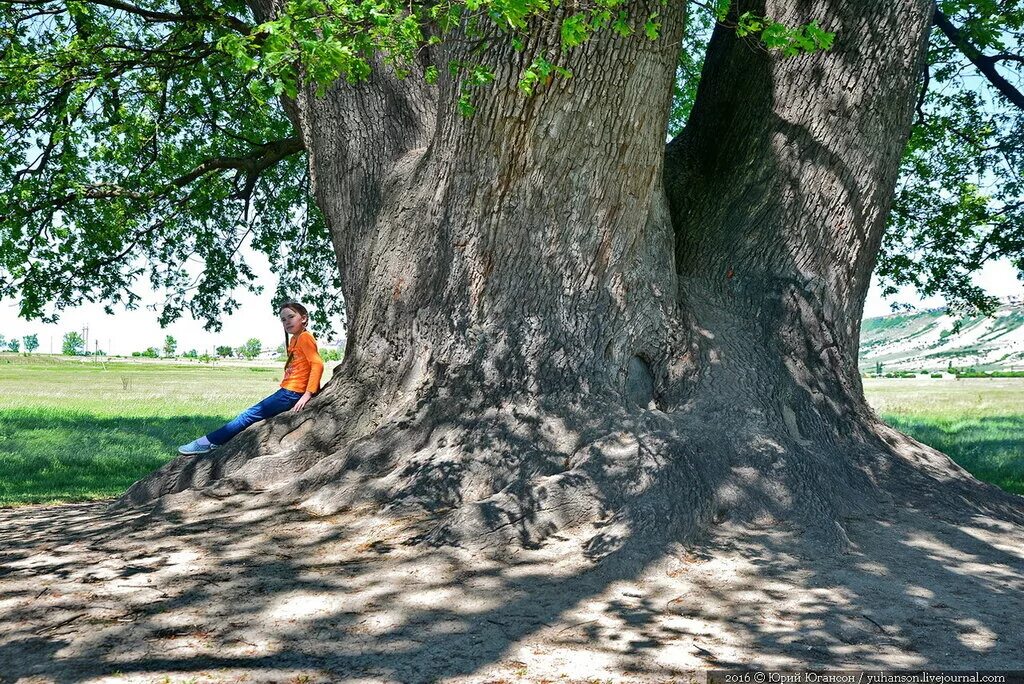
[206,388,303,446]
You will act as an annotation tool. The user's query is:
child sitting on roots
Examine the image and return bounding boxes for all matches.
[177,301,325,455]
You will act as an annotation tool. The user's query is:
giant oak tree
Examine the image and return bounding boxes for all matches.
[2,0,1023,551]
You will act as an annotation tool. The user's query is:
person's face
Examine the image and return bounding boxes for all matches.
[280,308,306,334]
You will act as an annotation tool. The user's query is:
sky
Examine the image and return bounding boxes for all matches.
[862,258,1023,315]
[0,248,343,356]
[1,251,1022,356]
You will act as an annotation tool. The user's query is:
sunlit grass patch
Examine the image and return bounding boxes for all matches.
[864,377,1024,496]
[0,407,231,505]
[0,357,292,506]
[882,413,1024,495]
[0,401,244,506]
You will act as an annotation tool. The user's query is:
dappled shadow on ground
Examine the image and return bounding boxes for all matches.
[1,492,1023,683]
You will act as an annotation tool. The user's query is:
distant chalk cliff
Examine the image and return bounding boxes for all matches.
[860,302,1024,372]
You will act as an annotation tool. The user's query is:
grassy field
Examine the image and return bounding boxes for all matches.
[0,354,1020,505]
[0,353,336,506]
[863,376,1024,494]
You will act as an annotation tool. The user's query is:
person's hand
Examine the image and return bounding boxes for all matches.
[292,391,313,412]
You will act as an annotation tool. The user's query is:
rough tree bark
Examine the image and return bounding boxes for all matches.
[122,0,1023,553]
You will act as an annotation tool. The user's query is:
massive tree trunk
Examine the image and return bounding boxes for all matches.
[122,0,1023,552]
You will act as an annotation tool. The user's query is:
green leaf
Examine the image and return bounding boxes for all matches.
[644,14,661,41]
[561,14,590,48]
[457,90,476,116]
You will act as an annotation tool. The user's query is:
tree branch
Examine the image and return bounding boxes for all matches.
[990,54,1024,65]
[933,3,1024,112]
[13,0,256,34]
[74,0,250,34]
[915,61,930,127]
[172,136,305,189]
[7,136,304,219]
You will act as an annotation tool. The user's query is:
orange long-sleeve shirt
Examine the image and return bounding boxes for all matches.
[281,330,324,394]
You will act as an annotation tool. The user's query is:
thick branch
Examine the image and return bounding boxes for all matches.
[7,137,304,219]
[933,4,1024,112]
[3,0,253,34]
[173,136,305,190]
[915,61,930,126]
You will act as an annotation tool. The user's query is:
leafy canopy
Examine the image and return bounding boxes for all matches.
[3,0,1015,336]
[1,0,340,333]
[217,0,828,110]
[878,0,1023,313]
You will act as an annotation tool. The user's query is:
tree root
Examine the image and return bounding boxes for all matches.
[116,390,1023,556]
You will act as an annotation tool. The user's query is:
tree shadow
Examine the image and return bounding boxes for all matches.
[881,415,1024,494]
[1,456,1023,682]
[11,364,1013,681]
[0,412,230,505]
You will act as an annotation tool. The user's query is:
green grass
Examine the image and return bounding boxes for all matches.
[0,408,226,504]
[861,312,923,333]
[864,377,1024,495]
[0,354,302,506]
[0,356,1019,505]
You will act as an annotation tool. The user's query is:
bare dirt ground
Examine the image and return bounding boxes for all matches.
[2,491,1023,684]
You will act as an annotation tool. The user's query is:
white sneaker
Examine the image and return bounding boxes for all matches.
[178,439,216,455]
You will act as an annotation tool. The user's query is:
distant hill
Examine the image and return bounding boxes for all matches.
[859,302,1024,372]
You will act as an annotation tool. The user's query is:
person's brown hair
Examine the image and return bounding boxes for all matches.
[280,301,309,368]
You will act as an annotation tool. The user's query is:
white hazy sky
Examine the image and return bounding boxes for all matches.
[1,253,1021,355]
[0,249,340,356]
